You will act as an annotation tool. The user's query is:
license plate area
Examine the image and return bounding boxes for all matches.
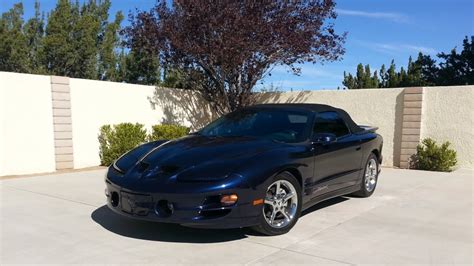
[120,191,152,216]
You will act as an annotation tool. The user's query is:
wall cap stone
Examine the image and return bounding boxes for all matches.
[51,76,70,85]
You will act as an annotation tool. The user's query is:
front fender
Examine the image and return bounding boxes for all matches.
[233,144,313,192]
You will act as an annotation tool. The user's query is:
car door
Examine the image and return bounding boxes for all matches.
[310,111,363,197]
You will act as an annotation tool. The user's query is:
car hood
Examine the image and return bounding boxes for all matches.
[119,135,282,182]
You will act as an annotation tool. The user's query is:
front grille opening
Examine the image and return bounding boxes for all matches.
[135,209,148,216]
[155,200,173,217]
[111,191,119,207]
[199,209,231,219]
[203,195,221,205]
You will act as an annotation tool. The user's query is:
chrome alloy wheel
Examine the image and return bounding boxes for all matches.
[263,180,298,228]
[365,158,378,192]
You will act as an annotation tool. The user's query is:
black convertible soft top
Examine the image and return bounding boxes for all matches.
[250,103,364,133]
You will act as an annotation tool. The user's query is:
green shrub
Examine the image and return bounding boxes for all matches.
[149,124,190,141]
[412,138,457,172]
[98,123,147,166]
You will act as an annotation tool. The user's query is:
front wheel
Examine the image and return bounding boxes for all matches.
[252,172,302,236]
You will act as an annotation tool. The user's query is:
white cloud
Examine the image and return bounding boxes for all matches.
[272,66,341,79]
[401,45,437,54]
[355,40,437,55]
[270,80,338,90]
[300,68,342,79]
[264,66,343,90]
[336,9,409,23]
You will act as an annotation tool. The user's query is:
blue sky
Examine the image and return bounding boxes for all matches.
[2,0,473,90]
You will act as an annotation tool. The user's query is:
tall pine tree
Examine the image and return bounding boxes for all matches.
[0,3,29,72]
[342,64,380,89]
[438,36,474,85]
[98,10,123,81]
[24,1,45,73]
[343,36,474,89]
[42,0,77,77]
[415,52,438,86]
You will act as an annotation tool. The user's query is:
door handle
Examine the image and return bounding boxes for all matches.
[356,146,361,151]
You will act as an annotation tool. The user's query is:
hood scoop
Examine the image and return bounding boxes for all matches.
[136,161,150,172]
[139,162,180,179]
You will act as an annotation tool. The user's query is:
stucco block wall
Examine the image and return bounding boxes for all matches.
[69,78,211,168]
[70,78,163,168]
[421,86,474,168]
[0,72,56,175]
[257,89,404,167]
[1,72,473,176]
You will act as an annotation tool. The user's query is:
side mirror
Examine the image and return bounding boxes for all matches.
[312,133,337,145]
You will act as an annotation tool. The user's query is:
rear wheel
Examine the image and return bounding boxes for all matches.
[352,153,379,197]
[252,172,302,236]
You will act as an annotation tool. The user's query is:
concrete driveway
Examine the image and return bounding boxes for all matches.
[1,168,472,265]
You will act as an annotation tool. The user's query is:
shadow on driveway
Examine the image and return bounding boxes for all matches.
[301,196,349,216]
[91,197,348,243]
[91,205,248,243]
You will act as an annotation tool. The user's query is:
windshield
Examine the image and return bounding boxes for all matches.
[199,109,312,143]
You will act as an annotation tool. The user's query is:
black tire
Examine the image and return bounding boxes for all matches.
[252,171,302,236]
[351,152,379,197]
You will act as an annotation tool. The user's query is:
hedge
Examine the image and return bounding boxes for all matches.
[98,123,189,166]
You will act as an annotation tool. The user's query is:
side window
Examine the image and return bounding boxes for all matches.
[314,111,350,137]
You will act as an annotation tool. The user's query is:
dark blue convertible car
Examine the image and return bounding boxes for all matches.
[105,104,383,235]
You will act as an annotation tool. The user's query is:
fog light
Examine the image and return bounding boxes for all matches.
[167,202,174,213]
[155,200,173,217]
[220,194,238,206]
[111,191,119,207]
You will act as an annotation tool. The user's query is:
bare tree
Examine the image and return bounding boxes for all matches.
[124,0,346,114]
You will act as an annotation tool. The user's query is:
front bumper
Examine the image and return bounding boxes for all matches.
[104,180,261,229]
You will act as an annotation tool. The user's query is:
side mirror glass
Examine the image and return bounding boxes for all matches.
[312,133,337,144]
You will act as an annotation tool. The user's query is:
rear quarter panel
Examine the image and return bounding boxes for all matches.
[357,132,383,182]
